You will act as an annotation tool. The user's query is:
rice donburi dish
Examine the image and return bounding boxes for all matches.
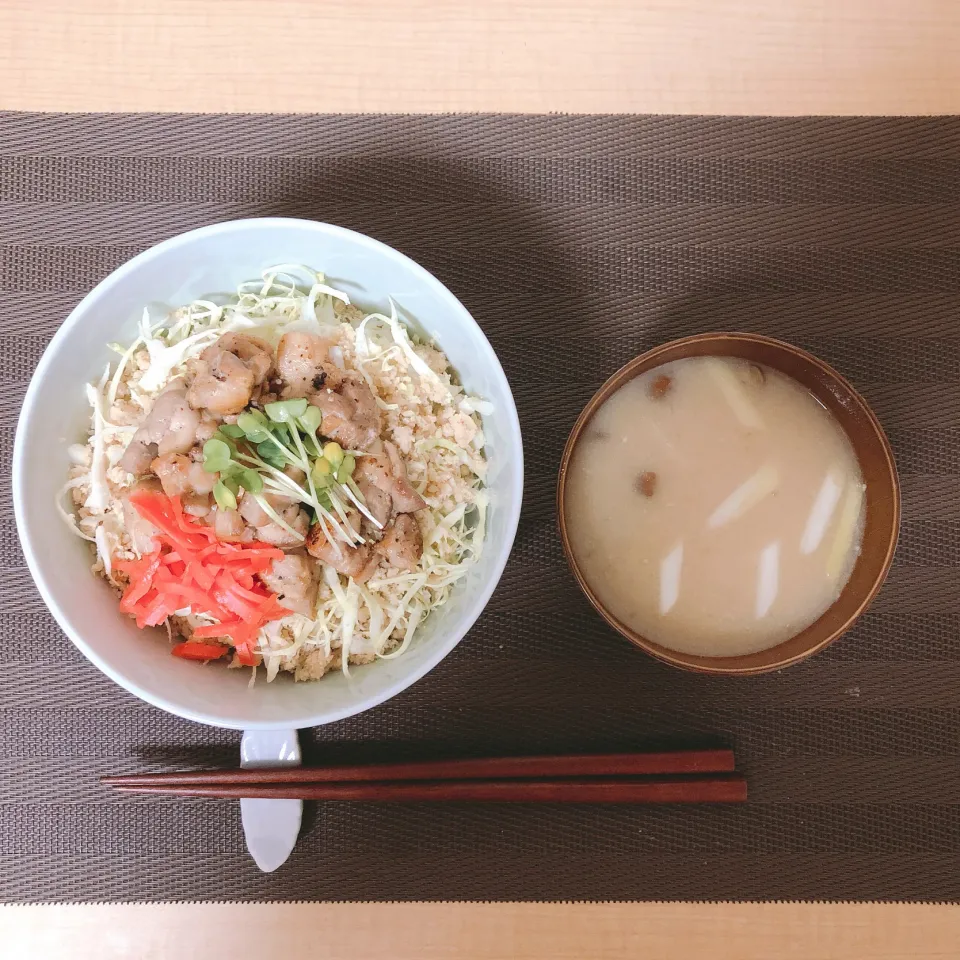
[63,266,489,683]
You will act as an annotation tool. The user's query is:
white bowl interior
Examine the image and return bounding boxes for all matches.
[14,219,523,729]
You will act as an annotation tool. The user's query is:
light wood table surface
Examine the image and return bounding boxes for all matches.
[3,1,960,958]
[3,0,960,115]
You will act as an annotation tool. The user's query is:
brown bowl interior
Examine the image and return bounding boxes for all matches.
[557,332,901,675]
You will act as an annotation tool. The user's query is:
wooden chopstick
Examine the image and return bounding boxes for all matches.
[101,749,735,788]
[110,775,747,804]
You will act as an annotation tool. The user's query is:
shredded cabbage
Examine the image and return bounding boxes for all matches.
[377,575,429,659]
[468,491,488,560]
[138,309,220,393]
[359,583,384,649]
[339,578,360,675]
[57,478,96,541]
[418,437,481,471]
[356,300,451,399]
[383,300,448,393]
[84,372,111,512]
[107,336,143,407]
[94,525,113,579]
[67,443,88,465]
[460,396,494,416]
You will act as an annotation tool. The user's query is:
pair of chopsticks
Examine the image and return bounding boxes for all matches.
[102,749,746,803]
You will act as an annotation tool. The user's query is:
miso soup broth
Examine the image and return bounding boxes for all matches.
[564,356,866,657]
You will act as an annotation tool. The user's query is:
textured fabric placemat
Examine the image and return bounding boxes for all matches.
[3,112,960,903]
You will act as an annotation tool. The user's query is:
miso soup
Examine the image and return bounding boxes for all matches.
[564,356,865,657]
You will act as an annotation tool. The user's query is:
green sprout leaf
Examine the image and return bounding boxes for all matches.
[322,441,344,469]
[237,468,263,495]
[300,433,322,458]
[212,430,239,456]
[312,457,333,488]
[257,438,287,468]
[209,401,337,518]
[202,437,233,474]
[213,480,237,511]
[236,411,271,443]
[298,405,322,435]
[336,453,356,483]
[265,398,308,423]
[203,438,231,461]
[222,474,241,495]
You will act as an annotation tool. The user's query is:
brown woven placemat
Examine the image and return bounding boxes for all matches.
[3,112,960,902]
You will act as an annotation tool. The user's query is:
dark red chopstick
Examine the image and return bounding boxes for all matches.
[111,776,747,804]
[101,749,735,789]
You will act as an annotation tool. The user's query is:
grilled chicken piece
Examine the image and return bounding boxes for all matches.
[238,491,308,548]
[259,553,318,616]
[186,333,273,416]
[150,451,217,499]
[309,375,380,451]
[219,332,273,383]
[211,506,249,541]
[276,332,342,397]
[305,521,378,582]
[120,382,199,475]
[355,474,392,530]
[374,514,423,572]
[354,441,426,514]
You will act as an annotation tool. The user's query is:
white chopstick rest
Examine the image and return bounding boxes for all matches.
[240,729,303,873]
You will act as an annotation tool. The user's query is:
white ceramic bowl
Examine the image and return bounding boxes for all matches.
[14,218,523,730]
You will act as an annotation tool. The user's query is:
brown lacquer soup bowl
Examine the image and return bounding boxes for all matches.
[557,332,900,676]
